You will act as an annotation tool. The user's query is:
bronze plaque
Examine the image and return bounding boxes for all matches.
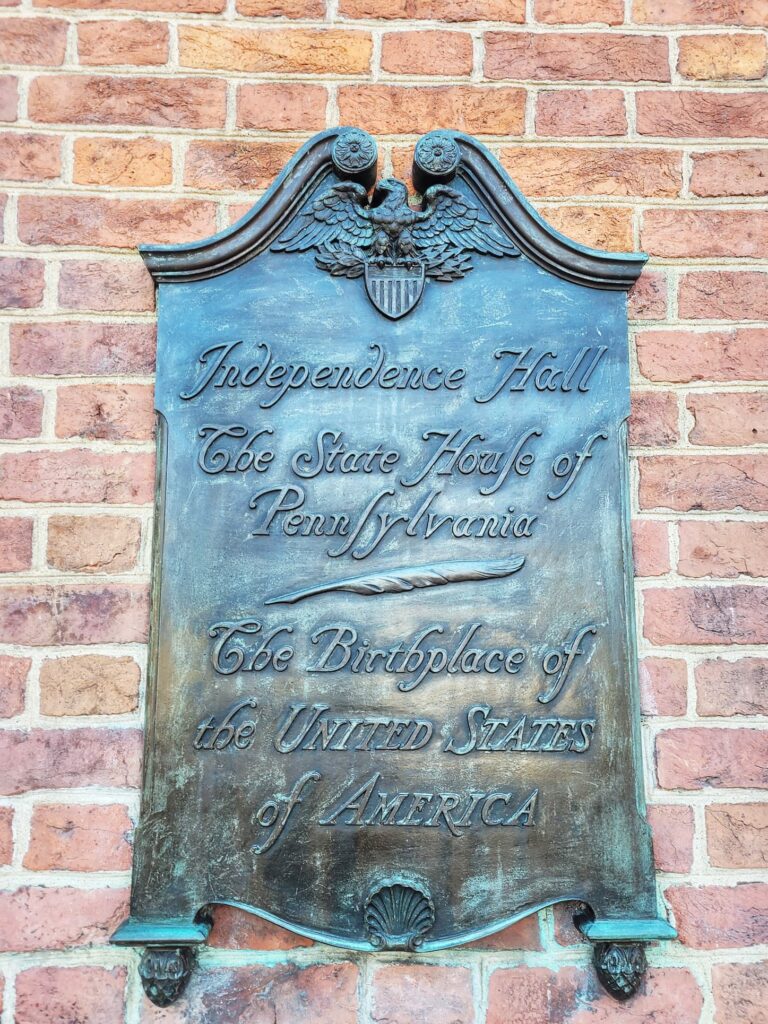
[114,129,674,995]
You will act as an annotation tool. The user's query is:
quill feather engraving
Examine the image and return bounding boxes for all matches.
[265,555,525,606]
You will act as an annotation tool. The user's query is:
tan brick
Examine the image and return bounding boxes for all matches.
[707,804,768,868]
[657,727,768,788]
[637,91,768,137]
[58,259,154,313]
[11,322,155,376]
[18,195,217,248]
[639,657,688,716]
[56,384,154,441]
[666,883,768,948]
[697,657,768,716]
[40,654,140,716]
[15,967,126,1024]
[29,74,226,129]
[643,209,768,258]
[338,85,526,135]
[688,393,768,446]
[179,25,372,74]
[339,0,524,19]
[237,0,324,13]
[0,386,44,439]
[632,520,670,576]
[644,585,768,644]
[629,390,679,446]
[691,150,768,197]
[0,257,45,309]
[679,521,768,579]
[0,886,130,950]
[0,517,33,573]
[47,515,142,572]
[484,31,670,81]
[381,31,473,76]
[0,584,149,646]
[535,0,624,22]
[185,140,299,191]
[636,329,768,383]
[208,905,313,950]
[372,966,474,1024]
[634,0,768,25]
[0,450,154,504]
[0,17,67,65]
[678,272,768,321]
[647,804,694,872]
[0,655,30,717]
[73,136,172,187]
[35,0,224,8]
[24,804,133,871]
[678,32,768,79]
[535,89,627,136]
[236,83,327,131]
[500,146,681,197]
[539,204,633,250]
[0,132,60,180]
[712,962,768,1024]
[78,19,169,66]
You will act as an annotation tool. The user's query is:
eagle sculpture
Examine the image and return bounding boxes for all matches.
[272,177,519,319]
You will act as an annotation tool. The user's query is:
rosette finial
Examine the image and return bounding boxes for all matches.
[332,128,378,189]
[413,131,461,194]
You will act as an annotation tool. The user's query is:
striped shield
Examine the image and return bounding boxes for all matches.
[364,263,425,320]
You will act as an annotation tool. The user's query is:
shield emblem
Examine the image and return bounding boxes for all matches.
[364,262,425,319]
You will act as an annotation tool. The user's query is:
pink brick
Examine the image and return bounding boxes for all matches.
[15,967,126,1024]
[647,804,694,872]
[0,886,129,951]
[639,657,688,716]
[0,517,33,572]
[0,583,149,646]
[666,883,768,948]
[656,727,768,789]
[696,657,768,716]
[0,655,29,717]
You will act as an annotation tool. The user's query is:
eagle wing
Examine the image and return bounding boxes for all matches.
[411,185,519,258]
[272,181,374,253]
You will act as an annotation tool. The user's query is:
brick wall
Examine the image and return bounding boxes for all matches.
[0,0,767,1021]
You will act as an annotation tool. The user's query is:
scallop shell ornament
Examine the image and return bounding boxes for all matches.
[364,882,435,951]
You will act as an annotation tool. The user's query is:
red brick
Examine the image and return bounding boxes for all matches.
[29,74,226,129]
[15,967,126,1024]
[633,520,671,576]
[0,583,149,646]
[679,521,768,579]
[639,657,688,716]
[19,195,217,248]
[208,905,313,950]
[468,915,542,950]
[236,83,327,131]
[0,386,43,440]
[0,806,12,865]
[338,0,524,19]
[47,514,142,571]
[0,17,67,65]
[535,0,624,22]
[74,136,172,187]
[484,32,670,82]
[11,322,155,376]
[637,91,768,137]
[140,963,359,1023]
[78,19,169,66]
[666,883,768,948]
[637,328,768,383]
[499,146,681,197]
[678,32,768,79]
[372,966,474,1024]
[0,258,44,309]
[639,455,768,512]
[237,0,324,13]
[40,653,140,716]
[540,204,633,250]
[0,517,33,573]
[535,89,627,136]
[656,727,768,789]
[0,75,17,121]
[338,85,525,135]
[630,390,679,446]
[185,140,299,192]
[712,962,768,1024]
[0,132,60,180]
[691,150,768,197]
[645,585,768,645]
[0,728,142,795]
[58,259,154,314]
[553,902,589,946]
[56,384,154,442]
[688,393,768,446]
[644,209,768,258]
[487,966,703,1024]
[647,804,695,872]
[707,804,768,869]
[35,0,224,9]
[0,655,29,717]
[634,0,768,25]
[696,657,768,716]
[381,30,473,76]
[24,803,133,871]
[0,450,154,504]
[629,270,667,319]
[0,886,129,951]
[179,26,372,74]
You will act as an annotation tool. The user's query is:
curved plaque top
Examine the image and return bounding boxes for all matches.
[140,127,646,291]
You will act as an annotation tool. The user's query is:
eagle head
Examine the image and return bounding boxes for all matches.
[371,178,409,207]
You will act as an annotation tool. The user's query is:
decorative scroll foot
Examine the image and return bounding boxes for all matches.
[594,942,647,1001]
[138,947,193,1007]
[364,882,435,951]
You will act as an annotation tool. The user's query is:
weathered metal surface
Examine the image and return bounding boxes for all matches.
[113,129,674,981]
